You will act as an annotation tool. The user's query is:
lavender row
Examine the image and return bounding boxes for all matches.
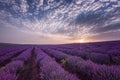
[0,60,24,80]
[84,43,120,56]
[0,48,26,63]
[55,42,120,56]
[34,47,80,80]
[12,48,32,61]
[55,47,120,65]
[43,48,120,80]
[0,46,29,56]
[0,47,24,56]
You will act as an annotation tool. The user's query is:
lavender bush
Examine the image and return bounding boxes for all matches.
[35,47,80,80]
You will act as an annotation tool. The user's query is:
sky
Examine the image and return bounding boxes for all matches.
[0,0,120,44]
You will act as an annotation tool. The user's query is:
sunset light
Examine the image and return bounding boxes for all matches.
[0,0,120,80]
[0,0,120,44]
[79,39,86,43]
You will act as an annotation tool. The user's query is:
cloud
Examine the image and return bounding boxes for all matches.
[0,0,120,43]
[88,30,120,42]
[93,22,120,33]
[20,0,29,13]
[74,11,107,25]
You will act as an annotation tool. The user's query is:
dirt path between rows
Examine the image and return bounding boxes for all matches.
[17,48,40,80]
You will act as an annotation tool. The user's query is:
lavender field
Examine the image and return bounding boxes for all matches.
[0,41,120,80]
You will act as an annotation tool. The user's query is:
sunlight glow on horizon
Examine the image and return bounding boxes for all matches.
[0,0,120,44]
[79,39,86,43]
[74,39,89,43]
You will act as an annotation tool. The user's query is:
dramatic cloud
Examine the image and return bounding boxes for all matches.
[0,0,120,44]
